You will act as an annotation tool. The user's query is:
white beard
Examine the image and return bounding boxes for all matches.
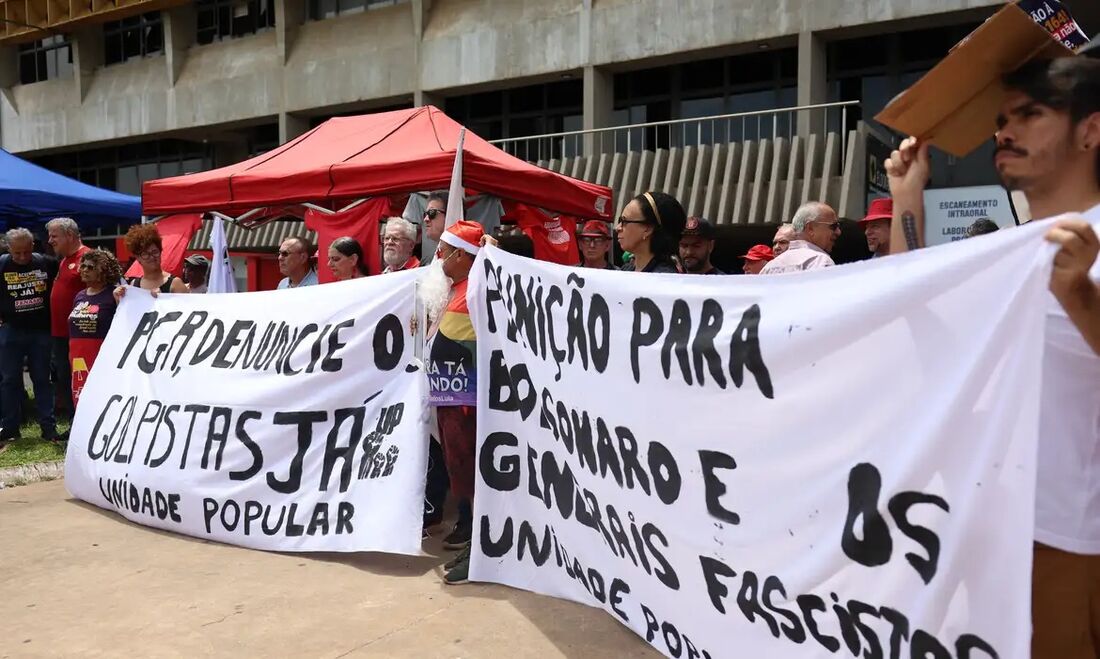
[417,258,453,324]
[383,247,405,268]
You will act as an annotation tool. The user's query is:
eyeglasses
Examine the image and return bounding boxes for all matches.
[78,263,95,270]
[579,237,608,244]
[139,249,161,259]
[423,208,444,220]
[382,236,411,244]
[812,221,841,233]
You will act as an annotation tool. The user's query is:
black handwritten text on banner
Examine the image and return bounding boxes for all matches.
[467,230,1052,658]
[65,270,427,555]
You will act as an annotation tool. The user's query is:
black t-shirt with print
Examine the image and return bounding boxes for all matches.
[0,254,58,331]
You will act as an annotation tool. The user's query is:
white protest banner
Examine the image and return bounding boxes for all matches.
[65,270,427,555]
[468,223,1053,658]
[923,185,1017,246]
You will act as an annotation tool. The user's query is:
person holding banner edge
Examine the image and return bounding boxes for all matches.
[421,220,486,585]
[885,54,1100,658]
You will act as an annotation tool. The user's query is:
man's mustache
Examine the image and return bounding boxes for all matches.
[995,143,1028,157]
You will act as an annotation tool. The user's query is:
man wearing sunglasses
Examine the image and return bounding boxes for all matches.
[760,202,839,275]
[276,236,318,289]
[423,191,449,244]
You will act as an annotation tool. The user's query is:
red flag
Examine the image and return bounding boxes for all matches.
[501,201,579,266]
[124,214,203,279]
[305,197,391,282]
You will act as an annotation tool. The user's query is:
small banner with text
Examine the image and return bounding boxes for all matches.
[65,270,427,555]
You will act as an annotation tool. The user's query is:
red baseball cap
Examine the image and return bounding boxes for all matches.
[860,197,893,224]
[577,220,611,239]
[740,244,775,262]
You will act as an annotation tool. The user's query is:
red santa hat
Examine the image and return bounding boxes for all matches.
[440,220,485,255]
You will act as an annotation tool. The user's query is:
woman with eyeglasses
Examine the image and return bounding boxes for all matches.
[123,223,189,294]
[616,191,687,274]
[327,236,370,281]
[69,249,123,407]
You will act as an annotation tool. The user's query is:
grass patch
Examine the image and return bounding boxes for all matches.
[0,419,72,469]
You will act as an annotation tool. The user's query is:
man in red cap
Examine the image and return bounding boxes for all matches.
[679,217,724,275]
[860,197,893,259]
[422,219,484,586]
[576,220,615,269]
[740,244,774,275]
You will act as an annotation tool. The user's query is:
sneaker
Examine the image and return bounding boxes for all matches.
[442,520,471,550]
[443,552,470,585]
[445,544,471,571]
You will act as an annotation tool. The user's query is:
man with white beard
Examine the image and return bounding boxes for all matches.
[418,220,485,585]
[381,218,421,273]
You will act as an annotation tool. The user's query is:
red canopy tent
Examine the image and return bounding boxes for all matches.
[142,106,613,221]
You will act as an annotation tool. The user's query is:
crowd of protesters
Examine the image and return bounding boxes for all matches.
[0,37,1096,659]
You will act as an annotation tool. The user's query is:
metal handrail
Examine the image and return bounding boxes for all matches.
[489,100,860,145]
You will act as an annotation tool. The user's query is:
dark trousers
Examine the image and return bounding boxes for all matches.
[424,437,450,525]
[0,327,55,437]
[52,336,73,417]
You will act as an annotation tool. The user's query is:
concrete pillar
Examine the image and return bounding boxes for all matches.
[276,0,305,65]
[414,89,443,108]
[0,46,16,148]
[0,45,16,89]
[164,4,197,86]
[412,0,436,109]
[279,112,309,143]
[797,31,827,138]
[73,27,104,103]
[583,65,613,156]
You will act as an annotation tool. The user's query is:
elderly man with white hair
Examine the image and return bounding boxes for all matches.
[0,228,59,445]
[760,202,839,275]
[381,217,421,273]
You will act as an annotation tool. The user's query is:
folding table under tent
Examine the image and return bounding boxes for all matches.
[0,148,142,232]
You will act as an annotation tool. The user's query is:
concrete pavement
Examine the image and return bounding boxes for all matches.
[0,480,658,658]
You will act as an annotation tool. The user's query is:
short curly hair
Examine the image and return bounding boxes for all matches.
[80,249,123,286]
[124,223,163,256]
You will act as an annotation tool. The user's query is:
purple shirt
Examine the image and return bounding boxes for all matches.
[68,288,117,340]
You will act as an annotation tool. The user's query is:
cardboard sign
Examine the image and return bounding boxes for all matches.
[876,3,1073,157]
[923,185,1018,245]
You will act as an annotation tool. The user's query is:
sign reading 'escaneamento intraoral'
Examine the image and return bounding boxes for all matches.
[65,270,428,555]
[467,226,1053,659]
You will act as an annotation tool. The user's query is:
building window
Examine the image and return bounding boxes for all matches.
[196,0,276,45]
[827,19,998,188]
[446,80,583,159]
[31,140,214,197]
[17,35,73,85]
[307,0,405,21]
[104,12,164,65]
[611,48,798,149]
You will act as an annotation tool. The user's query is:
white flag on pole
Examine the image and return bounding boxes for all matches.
[208,216,237,294]
[444,128,465,228]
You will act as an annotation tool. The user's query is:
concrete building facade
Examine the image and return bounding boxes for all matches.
[2,0,1097,207]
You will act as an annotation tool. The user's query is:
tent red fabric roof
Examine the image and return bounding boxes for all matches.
[142,106,613,221]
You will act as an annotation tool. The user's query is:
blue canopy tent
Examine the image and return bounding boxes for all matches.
[0,148,141,231]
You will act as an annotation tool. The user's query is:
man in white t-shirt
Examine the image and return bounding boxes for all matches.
[887,55,1100,658]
